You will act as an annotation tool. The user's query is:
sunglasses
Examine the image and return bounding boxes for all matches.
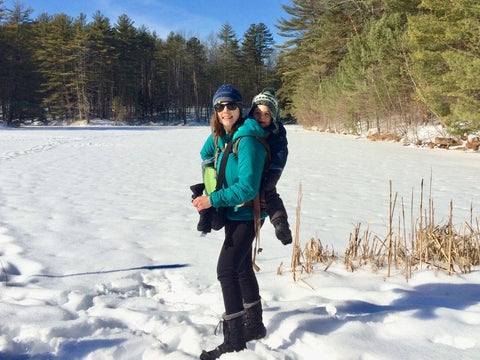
[214,103,239,112]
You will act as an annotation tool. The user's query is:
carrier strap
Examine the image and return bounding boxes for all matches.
[215,140,233,191]
[252,193,262,272]
[217,136,269,272]
[233,136,270,272]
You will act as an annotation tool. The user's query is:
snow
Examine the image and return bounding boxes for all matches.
[0,124,479,360]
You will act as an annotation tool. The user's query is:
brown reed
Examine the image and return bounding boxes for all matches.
[344,178,480,278]
[287,183,338,287]
[283,179,479,284]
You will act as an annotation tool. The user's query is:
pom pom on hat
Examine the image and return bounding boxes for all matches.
[212,84,243,106]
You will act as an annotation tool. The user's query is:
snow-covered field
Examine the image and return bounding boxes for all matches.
[0,124,479,360]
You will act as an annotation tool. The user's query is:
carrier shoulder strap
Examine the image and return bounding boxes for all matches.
[232,135,270,272]
[215,140,233,191]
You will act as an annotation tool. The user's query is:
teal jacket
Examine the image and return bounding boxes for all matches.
[200,118,267,221]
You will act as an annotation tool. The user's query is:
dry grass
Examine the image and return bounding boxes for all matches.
[366,132,401,142]
[344,179,480,279]
[280,183,338,288]
[281,180,479,283]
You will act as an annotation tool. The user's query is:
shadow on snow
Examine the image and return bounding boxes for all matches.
[267,282,480,349]
[31,263,189,278]
[0,338,126,360]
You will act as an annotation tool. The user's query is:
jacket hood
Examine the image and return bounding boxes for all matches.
[216,118,265,149]
[233,117,265,142]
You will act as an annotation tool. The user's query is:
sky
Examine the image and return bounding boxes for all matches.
[5,0,290,44]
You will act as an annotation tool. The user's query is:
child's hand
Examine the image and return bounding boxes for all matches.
[192,196,212,211]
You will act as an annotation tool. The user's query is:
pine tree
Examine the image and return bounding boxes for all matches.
[409,0,480,133]
[35,13,76,122]
[185,37,208,122]
[152,36,168,119]
[276,0,363,122]
[217,23,241,85]
[71,13,90,123]
[88,11,115,120]
[162,32,188,123]
[1,2,42,125]
[112,14,140,123]
[202,33,222,109]
[136,26,157,122]
[241,23,274,99]
[334,2,420,132]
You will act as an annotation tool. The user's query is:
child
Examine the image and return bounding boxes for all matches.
[248,88,292,245]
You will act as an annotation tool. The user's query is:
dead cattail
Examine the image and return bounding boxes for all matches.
[281,177,479,284]
[291,182,303,282]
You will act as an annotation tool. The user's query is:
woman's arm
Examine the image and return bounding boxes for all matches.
[200,133,216,161]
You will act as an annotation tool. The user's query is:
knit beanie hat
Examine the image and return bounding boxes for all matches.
[212,84,243,106]
[250,87,278,120]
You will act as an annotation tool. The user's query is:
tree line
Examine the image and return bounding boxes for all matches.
[2,0,480,135]
[277,0,480,135]
[0,1,277,126]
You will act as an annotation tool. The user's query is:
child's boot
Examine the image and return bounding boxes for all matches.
[273,218,292,245]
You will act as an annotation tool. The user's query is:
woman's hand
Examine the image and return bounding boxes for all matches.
[192,195,212,211]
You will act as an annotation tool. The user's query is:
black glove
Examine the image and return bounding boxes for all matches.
[190,183,212,235]
[190,183,205,201]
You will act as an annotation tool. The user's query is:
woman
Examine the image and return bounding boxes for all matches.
[193,84,268,359]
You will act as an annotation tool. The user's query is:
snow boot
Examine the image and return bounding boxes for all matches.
[244,299,266,342]
[273,218,292,245]
[200,311,246,360]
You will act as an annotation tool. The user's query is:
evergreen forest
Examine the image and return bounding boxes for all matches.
[1,0,480,136]
[0,1,277,126]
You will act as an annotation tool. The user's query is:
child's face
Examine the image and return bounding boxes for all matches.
[253,104,272,128]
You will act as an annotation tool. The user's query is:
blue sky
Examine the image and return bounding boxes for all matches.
[6,0,290,44]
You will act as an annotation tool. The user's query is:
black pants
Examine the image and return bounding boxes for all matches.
[217,219,261,315]
[263,170,288,224]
